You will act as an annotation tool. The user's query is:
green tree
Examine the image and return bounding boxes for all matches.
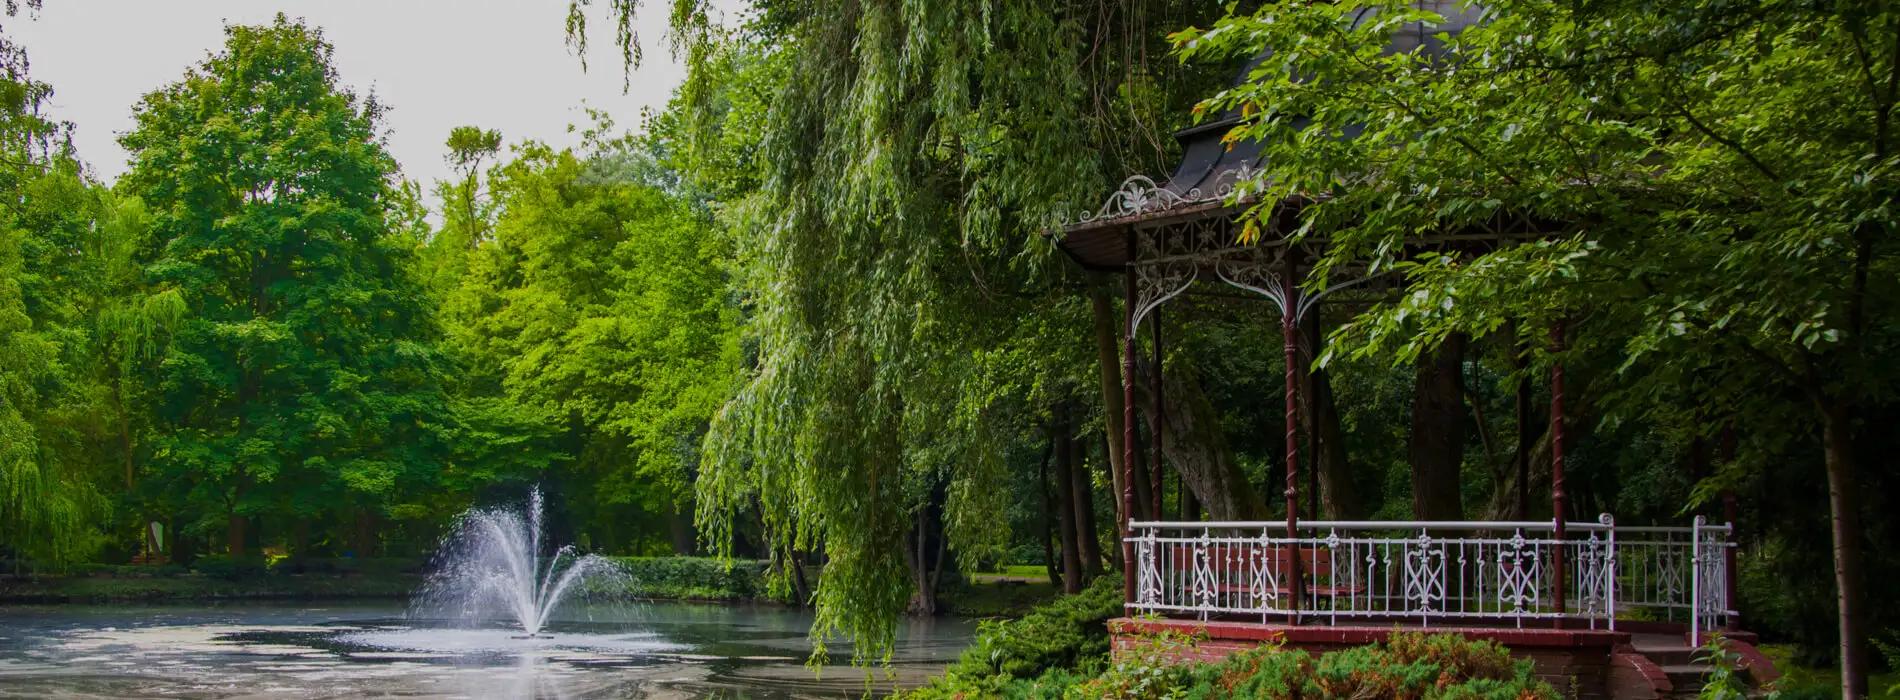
[1176,1,1899,694]
[572,1,1241,663]
[0,11,123,571]
[420,126,502,296]
[119,16,443,558]
[441,132,739,554]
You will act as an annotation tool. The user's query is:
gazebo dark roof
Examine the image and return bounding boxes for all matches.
[1054,2,1483,272]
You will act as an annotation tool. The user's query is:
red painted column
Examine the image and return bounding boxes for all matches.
[1121,237,1140,606]
[1550,321,1568,618]
[1281,254,1303,620]
[1151,315,1165,522]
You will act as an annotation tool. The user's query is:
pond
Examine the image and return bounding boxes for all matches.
[0,599,975,699]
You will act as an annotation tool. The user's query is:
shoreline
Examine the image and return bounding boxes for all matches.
[0,570,1057,616]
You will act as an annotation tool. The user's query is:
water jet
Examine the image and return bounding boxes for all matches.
[411,488,626,637]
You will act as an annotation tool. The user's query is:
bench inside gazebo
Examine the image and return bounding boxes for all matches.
[1048,16,1769,698]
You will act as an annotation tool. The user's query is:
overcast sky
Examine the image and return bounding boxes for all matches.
[11,0,694,205]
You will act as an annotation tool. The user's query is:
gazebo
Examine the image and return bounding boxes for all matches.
[1049,9,1764,698]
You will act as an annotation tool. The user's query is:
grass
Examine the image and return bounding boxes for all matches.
[1755,644,1900,699]
[964,564,1050,584]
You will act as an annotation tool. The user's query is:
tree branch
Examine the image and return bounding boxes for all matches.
[1679,107,1781,182]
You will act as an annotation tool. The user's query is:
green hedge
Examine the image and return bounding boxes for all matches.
[271,557,424,575]
[907,629,1559,700]
[69,563,189,578]
[606,556,772,602]
[182,556,423,579]
[907,575,1121,697]
[903,579,1558,700]
[8,555,772,603]
[191,555,270,580]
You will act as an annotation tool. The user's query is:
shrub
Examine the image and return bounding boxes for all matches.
[907,626,1560,700]
[1301,633,1540,699]
[954,575,1122,679]
[191,555,268,580]
[903,576,1122,698]
[69,563,187,578]
[606,556,770,601]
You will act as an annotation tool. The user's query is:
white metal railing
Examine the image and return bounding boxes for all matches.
[1126,514,1733,642]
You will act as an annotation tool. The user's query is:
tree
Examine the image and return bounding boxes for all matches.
[1176,1,1899,694]
[570,1,1243,663]
[435,128,739,554]
[421,126,502,296]
[0,12,122,571]
[119,16,442,558]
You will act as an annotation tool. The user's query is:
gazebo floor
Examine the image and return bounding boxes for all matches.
[1107,617,1779,699]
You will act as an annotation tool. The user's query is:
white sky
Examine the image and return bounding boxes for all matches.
[10,0,693,206]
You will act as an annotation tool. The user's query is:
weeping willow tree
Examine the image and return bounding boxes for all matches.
[0,6,130,570]
[570,0,1240,662]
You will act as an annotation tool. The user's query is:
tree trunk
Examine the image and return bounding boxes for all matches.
[1410,334,1467,520]
[1038,438,1059,587]
[1134,359,1269,520]
[790,551,811,605]
[291,518,311,569]
[1050,406,1084,594]
[226,477,247,557]
[1090,288,1130,523]
[1302,314,1358,518]
[1071,432,1103,579]
[1819,399,1868,699]
[119,388,135,491]
[904,485,947,616]
[165,516,184,566]
[352,509,379,558]
[665,499,697,555]
[226,513,246,557]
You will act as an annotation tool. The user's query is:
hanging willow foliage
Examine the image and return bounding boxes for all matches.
[571,0,1242,663]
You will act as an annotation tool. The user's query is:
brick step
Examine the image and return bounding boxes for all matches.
[1631,644,1698,666]
[1661,663,1716,691]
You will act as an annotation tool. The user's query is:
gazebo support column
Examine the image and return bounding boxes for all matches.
[1281,254,1303,621]
[1549,321,1568,618]
[1151,315,1165,521]
[1121,239,1140,606]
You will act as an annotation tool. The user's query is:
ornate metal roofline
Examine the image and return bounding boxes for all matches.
[1069,166,1257,229]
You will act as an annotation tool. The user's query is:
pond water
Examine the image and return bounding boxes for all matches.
[0,599,975,699]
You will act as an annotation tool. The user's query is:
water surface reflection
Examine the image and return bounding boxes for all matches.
[0,599,973,699]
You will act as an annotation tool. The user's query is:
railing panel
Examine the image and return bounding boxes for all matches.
[1126,515,1730,633]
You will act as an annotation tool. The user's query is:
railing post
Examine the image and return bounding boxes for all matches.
[1690,515,1704,647]
[1603,513,1617,631]
[1724,494,1741,631]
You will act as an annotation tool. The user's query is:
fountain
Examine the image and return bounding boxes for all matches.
[410,488,628,637]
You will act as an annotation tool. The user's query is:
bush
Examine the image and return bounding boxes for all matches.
[191,555,269,580]
[606,556,770,601]
[907,624,1560,700]
[70,563,187,578]
[273,557,422,575]
[1004,544,1046,568]
[904,576,1122,698]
